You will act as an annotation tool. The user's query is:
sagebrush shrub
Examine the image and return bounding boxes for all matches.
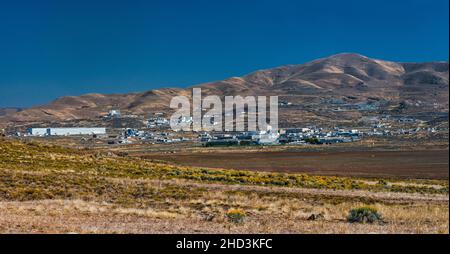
[347,206,383,224]
[226,209,246,223]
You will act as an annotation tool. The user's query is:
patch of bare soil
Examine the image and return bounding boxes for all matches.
[142,150,449,180]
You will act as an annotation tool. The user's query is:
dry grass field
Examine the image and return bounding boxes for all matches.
[0,138,448,234]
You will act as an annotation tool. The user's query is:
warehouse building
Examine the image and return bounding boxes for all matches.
[27,128,49,136]
[27,127,106,136]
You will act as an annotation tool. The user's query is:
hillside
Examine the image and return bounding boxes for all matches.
[2,53,448,126]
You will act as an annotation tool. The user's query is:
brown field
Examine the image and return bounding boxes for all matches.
[142,149,449,180]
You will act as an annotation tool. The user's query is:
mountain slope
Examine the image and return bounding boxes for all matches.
[3,53,448,126]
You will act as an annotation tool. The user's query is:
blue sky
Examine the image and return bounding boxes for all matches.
[0,0,448,107]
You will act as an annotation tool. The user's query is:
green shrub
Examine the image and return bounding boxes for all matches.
[347,206,383,224]
[226,209,246,223]
[377,179,389,186]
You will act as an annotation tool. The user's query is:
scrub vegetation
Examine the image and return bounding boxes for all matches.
[0,138,448,234]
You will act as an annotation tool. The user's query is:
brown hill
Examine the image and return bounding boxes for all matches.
[3,53,449,127]
[0,108,22,117]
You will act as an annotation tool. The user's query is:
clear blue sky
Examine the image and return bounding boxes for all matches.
[0,0,448,107]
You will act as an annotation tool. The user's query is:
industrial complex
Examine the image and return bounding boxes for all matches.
[27,127,106,137]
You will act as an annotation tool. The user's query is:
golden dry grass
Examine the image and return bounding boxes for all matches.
[0,138,448,234]
[0,195,447,234]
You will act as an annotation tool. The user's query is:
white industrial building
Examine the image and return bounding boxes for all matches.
[27,127,106,136]
[28,128,49,136]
